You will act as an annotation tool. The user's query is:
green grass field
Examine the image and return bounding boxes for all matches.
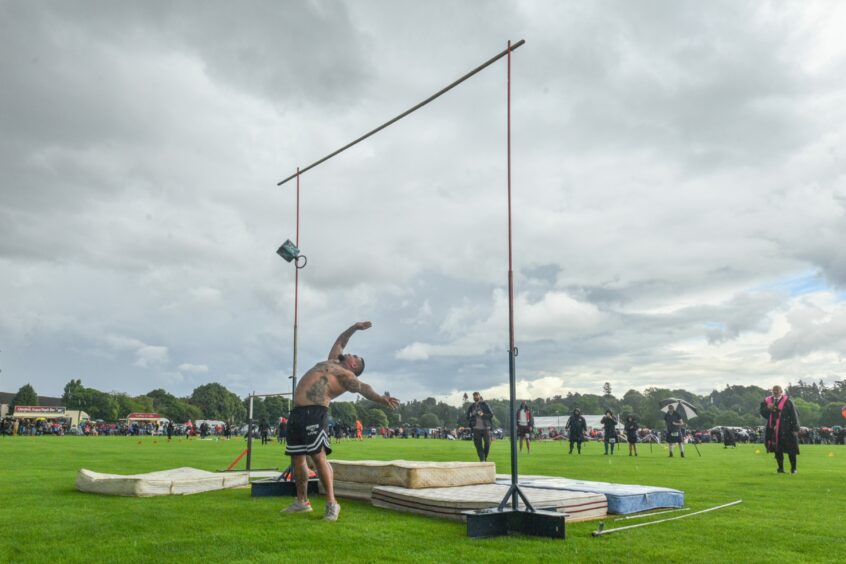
[1,436,843,563]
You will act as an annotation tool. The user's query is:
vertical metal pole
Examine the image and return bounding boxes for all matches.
[506,40,519,511]
[246,394,254,471]
[291,168,300,409]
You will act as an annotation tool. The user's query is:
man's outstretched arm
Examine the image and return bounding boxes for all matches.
[328,321,371,360]
[338,373,399,409]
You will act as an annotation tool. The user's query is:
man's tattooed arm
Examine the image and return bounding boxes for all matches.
[339,374,386,405]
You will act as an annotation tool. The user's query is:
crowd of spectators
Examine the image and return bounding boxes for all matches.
[0,417,234,438]
[522,423,846,446]
[4,415,844,446]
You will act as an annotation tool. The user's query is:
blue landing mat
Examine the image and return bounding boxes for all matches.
[496,474,684,515]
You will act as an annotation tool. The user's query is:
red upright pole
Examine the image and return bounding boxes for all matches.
[292,168,301,408]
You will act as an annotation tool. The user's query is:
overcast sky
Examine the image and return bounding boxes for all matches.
[2,1,845,406]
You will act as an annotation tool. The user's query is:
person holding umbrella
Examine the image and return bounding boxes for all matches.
[663,404,685,458]
[661,398,701,457]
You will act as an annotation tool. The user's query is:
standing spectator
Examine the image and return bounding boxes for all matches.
[166,421,174,441]
[565,408,587,454]
[277,418,287,444]
[355,419,363,441]
[760,385,800,474]
[624,415,639,457]
[260,421,270,445]
[664,405,685,458]
[466,391,493,462]
[516,401,533,454]
[723,427,737,448]
[601,410,618,455]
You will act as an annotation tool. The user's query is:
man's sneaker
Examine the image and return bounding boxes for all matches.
[791,469,797,475]
[324,502,341,521]
[281,499,313,513]
[777,468,785,473]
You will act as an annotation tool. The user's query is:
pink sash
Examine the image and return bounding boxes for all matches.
[765,394,789,450]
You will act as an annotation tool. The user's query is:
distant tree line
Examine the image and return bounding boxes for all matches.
[5,378,845,430]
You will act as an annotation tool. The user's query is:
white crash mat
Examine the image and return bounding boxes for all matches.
[76,467,249,497]
[319,479,376,501]
[495,474,684,515]
[371,483,607,522]
[330,460,495,489]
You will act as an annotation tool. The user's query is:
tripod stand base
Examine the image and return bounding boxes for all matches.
[463,508,566,539]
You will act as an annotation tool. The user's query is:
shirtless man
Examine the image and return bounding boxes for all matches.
[282,321,399,521]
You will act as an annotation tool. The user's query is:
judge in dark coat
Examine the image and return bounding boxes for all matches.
[760,385,800,474]
[565,408,587,454]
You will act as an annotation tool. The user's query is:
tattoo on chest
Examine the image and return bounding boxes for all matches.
[306,375,329,403]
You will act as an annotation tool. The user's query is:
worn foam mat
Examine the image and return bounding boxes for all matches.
[319,479,376,501]
[330,460,495,489]
[76,467,249,497]
[495,474,684,515]
[371,483,607,522]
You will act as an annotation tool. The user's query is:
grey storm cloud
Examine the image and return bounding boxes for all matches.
[2,0,845,403]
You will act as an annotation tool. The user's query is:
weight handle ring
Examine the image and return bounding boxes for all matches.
[295,255,308,269]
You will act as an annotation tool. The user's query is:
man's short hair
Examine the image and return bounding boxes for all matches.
[339,354,365,376]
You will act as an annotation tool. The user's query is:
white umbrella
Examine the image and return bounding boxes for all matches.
[660,398,699,420]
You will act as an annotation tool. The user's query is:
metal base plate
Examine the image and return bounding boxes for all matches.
[463,508,566,539]
[251,478,319,497]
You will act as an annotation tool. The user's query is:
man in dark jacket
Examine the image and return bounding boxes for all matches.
[760,385,800,474]
[467,391,494,461]
[565,408,587,454]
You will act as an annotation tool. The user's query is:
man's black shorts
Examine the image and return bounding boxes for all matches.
[517,425,532,438]
[284,405,332,456]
